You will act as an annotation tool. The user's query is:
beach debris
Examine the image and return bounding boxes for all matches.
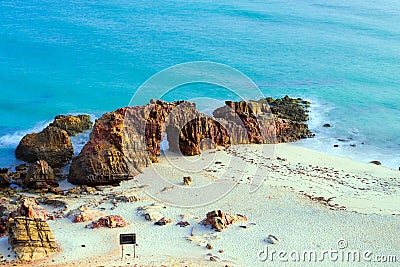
[24,160,58,189]
[86,215,129,229]
[264,235,280,244]
[8,216,58,262]
[50,114,92,136]
[219,249,224,253]
[209,255,220,262]
[206,243,213,250]
[323,123,331,127]
[138,203,166,222]
[114,195,140,203]
[370,160,381,166]
[183,176,192,186]
[200,210,248,231]
[154,217,173,226]
[67,205,106,223]
[333,144,339,147]
[15,126,73,168]
[176,220,190,227]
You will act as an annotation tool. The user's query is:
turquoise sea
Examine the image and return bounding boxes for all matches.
[0,0,399,169]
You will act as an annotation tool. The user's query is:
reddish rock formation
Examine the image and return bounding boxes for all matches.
[86,215,129,229]
[68,97,312,185]
[50,114,93,136]
[201,210,248,231]
[24,160,58,189]
[15,126,73,168]
[68,100,201,185]
[67,205,106,223]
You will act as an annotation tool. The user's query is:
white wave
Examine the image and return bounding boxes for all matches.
[0,120,52,148]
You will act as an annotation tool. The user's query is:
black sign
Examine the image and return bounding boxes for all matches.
[120,233,136,245]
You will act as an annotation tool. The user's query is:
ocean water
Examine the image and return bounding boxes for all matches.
[0,0,399,169]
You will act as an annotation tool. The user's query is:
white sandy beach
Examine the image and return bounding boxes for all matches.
[0,144,399,266]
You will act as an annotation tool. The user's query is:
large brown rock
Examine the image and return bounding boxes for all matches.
[213,96,313,144]
[7,216,57,262]
[15,126,73,168]
[50,114,93,136]
[24,160,58,189]
[68,100,200,185]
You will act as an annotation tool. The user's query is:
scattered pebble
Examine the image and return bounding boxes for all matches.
[265,234,280,244]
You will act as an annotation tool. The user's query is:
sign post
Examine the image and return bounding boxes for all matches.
[119,233,137,259]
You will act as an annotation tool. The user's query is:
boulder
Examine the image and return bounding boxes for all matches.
[67,205,106,223]
[7,216,57,262]
[24,160,58,189]
[201,210,247,231]
[15,126,73,168]
[16,198,52,221]
[85,215,129,229]
[50,114,93,136]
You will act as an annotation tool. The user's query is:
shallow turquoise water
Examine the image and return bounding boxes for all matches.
[0,0,399,169]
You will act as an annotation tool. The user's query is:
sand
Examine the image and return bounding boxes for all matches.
[0,144,399,266]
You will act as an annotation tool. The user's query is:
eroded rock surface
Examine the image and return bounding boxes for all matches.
[7,216,57,262]
[15,126,73,168]
[50,114,92,136]
[24,160,58,189]
[201,210,248,231]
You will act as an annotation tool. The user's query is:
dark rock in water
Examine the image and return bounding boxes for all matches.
[15,163,27,172]
[370,160,381,166]
[350,144,356,147]
[7,216,57,262]
[24,160,58,189]
[0,168,9,187]
[323,123,331,128]
[50,114,93,136]
[15,126,73,168]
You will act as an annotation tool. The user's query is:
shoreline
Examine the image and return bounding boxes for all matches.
[1,143,399,266]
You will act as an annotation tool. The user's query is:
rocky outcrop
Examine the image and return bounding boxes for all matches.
[67,205,106,223]
[178,117,230,155]
[85,215,129,229]
[24,160,58,189]
[15,126,73,168]
[16,198,52,221]
[68,97,312,185]
[68,100,200,185]
[0,168,9,187]
[201,210,247,231]
[68,106,151,185]
[7,217,57,262]
[50,114,92,136]
[213,96,313,144]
